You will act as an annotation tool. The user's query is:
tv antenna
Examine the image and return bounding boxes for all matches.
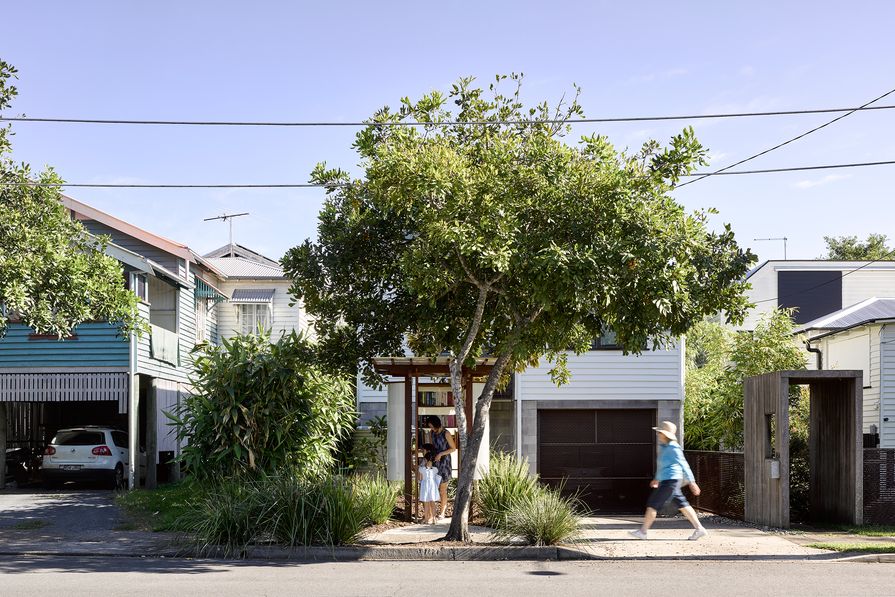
[204,212,249,257]
[754,236,788,260]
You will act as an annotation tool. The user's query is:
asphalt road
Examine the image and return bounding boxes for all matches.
[0,557,891,596]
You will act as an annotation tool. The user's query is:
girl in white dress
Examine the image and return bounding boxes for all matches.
[417,444,442,524]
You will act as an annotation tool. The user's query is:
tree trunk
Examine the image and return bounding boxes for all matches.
[444,352,512,542]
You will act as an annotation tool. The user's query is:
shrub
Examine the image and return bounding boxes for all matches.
[184,471,397,552]
[170,331,357,480]
[352,474,400,525]
[492,485,582,546]
[475,451,539,527]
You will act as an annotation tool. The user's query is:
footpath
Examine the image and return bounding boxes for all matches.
[0,490,887,562]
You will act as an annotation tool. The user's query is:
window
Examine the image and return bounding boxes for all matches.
[238,304,271,334]
[777,270,842,324]
[590,328,622,350]
[52,431,105,446]
[196,298,208,343]
[129,273,149,302]
[111,431,129,449]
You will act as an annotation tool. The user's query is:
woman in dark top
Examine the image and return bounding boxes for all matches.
[427,415,457,520]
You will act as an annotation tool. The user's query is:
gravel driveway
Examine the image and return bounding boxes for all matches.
[0,489,126,538]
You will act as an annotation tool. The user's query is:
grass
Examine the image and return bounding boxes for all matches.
[12,519,48,530]
[821,525,895,537]
[807,542,895,554]
[115,479,200,532]
[475,451,540,528]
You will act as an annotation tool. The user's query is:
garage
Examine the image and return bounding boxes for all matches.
[538,408,656,513]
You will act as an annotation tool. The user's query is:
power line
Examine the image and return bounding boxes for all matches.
[3,159,894,189]
[676,86,895,188]
[3,104,895,128]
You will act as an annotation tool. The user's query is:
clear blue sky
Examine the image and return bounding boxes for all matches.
[3,1,894,261]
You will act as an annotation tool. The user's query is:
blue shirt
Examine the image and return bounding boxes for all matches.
[655,441,695,482]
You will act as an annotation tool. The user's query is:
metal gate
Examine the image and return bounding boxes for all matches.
[538,408,656,513]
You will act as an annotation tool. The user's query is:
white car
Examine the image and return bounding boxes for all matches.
[42,427,143,489]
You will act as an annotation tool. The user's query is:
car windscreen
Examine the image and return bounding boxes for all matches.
[52,431,105,446]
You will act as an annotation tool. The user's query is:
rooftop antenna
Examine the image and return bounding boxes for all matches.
[754,237,788,260]
[204,212,249,257]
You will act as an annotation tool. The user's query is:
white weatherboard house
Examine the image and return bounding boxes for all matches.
[203,244,312,341]
[358,332,685,514]
[798,298,895,447]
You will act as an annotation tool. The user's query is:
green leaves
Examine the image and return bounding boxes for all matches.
[0,60,140,338]
[172,331,356,480]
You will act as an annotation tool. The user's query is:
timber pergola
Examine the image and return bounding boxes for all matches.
[744,370,863,528]
[371,356,496,521]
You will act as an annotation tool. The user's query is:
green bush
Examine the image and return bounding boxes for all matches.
[475,451,540,527]
[492,485,582,546]
[170,331,357,480]
[183,471,398,552]
[352,474,400,525]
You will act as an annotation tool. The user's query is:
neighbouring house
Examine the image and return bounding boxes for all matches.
[740,259,895,330]
[0,197,229,488]
[203,244,312,341]
[797,297,895,447]
[359,330,685,514]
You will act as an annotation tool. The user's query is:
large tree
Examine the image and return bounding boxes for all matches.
[0,60,139,338]
[283,75,756,541]
[821,233,892,261]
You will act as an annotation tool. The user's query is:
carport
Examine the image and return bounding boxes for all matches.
[744,370,863,528]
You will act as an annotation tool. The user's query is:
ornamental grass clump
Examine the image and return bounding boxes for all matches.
[351,474,400,526]
[186,477,268,556]
[492,486,582,546]
[475,451,540,528]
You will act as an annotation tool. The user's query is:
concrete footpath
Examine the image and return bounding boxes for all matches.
[0,491,886,562]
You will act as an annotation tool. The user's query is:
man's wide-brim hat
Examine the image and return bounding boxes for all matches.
[653,420,678,441]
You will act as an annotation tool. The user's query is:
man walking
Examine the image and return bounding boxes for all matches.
[629,421,708,541]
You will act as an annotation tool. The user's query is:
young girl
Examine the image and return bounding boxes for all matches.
[417,443,442,524]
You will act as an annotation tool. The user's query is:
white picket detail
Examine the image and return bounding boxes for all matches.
[0,372,128,402]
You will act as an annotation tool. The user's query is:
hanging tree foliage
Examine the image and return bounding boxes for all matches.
[283,74,756,541]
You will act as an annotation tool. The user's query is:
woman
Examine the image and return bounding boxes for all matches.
[427,415,456,520]
[629,420,708,541]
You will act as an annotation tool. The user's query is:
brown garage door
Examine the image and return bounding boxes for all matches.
[538,409,656,513]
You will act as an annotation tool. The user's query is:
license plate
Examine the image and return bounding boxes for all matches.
[60,465,82,471]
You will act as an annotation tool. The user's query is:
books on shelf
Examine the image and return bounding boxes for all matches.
[417,388,453,407]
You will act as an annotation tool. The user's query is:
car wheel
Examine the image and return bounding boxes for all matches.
[113,464,125,491]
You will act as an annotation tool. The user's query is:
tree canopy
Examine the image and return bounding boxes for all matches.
[283,75,756,539]
[0,60,139,337]
[684,309,807,451]
[821,233,892,261]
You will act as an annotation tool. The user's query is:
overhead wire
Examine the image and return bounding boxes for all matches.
[675,86,895,188]
[3,159,894,189]
[3,105,895,128]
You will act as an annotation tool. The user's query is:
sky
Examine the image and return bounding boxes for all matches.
[3,1,895,262]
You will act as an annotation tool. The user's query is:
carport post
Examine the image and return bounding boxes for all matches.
[0,403,7,490]
[128,374,140,489]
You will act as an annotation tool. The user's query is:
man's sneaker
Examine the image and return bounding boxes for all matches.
[688,527,709,541]
[628,529,648,540]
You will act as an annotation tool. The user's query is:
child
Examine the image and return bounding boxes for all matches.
[417,443,442,524]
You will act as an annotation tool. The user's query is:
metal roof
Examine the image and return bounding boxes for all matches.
[204,257,284,279]
[796,297,895,334]
[230,288,276,304]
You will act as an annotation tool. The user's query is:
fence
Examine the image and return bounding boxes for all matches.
[864,448,895,525]
[684,450,745,520]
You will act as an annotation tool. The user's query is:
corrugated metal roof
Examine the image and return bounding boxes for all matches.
[796,297,895,334]
[230,288,276,304]
[204,257,284,278]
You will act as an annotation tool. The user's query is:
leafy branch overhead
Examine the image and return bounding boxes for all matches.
[283,74,756,540]
[284,74,756,385]
[0,60,139,337]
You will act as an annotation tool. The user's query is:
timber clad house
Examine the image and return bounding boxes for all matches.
[0,198,309,488]
[359,335,685,513]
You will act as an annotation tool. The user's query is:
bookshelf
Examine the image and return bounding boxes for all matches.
[415,383,459,479]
